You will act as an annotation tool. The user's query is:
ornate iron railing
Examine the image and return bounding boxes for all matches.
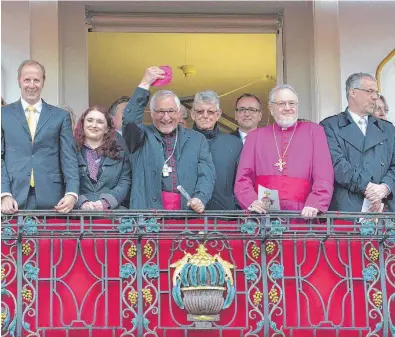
[1,210,394,337]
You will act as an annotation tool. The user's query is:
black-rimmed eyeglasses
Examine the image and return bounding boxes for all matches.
[235,107,261,114]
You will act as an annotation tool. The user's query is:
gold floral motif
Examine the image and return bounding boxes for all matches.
[127,245,137,258]
[188,245,216,267]
[127,290,138,305]
[251,244,260,259]
[143,243,153,258]
[22,243,32,256]
[269,286,279,303]
[0,310,6,327]
[266,241,276,255]
[368,247,379,261]
[372,290,383,307]
[253,290,263,305]
[22,288,33,302]
[1,267,5,281]
[142,288,153,305]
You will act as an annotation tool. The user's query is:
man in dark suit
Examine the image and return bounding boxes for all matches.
[320,72,395,212]
[1,60,79,213]
[109,96,130,152]
[230,93,262,144]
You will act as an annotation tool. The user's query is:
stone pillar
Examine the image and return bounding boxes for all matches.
[312,1,342,122]
[30,1,60,104]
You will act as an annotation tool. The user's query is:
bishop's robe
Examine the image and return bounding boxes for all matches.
[235,121,334,212]
[234,122,368,335]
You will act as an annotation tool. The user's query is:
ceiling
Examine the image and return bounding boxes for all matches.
[88,32,277,126]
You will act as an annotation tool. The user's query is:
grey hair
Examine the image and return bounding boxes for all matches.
[149,90,181,112]
[345,72,375,101]
[268,84,298,104]
[59,105,76,124]
[193,90,220,110]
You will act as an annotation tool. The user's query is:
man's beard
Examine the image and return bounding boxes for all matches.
[274,115,298,128]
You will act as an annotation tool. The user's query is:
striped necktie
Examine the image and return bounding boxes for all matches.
[358,117,367,136]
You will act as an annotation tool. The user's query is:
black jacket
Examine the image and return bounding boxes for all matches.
[194,124,243,210]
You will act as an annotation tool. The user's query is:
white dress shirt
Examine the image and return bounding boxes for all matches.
[349,110,368,136]
[21,98,43,122]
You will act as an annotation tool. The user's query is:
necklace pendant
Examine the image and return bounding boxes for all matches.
[162,164,171,177]
[275,158,286,172]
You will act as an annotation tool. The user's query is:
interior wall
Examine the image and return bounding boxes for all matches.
[88,32,277,124]
[59,1,89,117]
[339,1,395,110]
[1,1,30,102]
[282,1,314,121]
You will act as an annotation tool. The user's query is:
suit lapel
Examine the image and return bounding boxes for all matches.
[11,100,31,136]
[364,116,387,152]
[176,126,190,165]
[77,151,87,166]
[101,156,119,167]
[337,110,365,153]
[35,100,53,138]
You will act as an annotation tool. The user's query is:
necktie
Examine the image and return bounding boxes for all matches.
[358,117,367,136]
[27,106,36,187]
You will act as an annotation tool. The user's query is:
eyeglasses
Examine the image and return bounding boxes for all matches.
[353,88,380,98]
[375,107,389,114]
[153,109,178,117]
[271,101,298,109]
[235,107,261,114]
[193,109,219,117]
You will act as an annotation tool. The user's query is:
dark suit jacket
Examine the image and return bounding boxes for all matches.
[115,131,129,153]
[320,109,395,212]
[122,87,216,210]
[1,99,79,209]
[230,128,241,139]
[76,150,131,209]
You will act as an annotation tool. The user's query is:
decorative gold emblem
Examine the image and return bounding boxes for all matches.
[170,244,236,325]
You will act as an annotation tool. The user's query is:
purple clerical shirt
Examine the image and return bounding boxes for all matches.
[235,121,334,212]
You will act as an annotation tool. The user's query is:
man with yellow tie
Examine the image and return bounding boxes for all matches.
[1,60,79,213]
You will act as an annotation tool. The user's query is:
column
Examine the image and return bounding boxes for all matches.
[30,1,60,104]
[312,1,342,122]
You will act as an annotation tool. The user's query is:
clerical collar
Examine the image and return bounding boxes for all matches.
[193,122,219,139]
[273,122,297,131]
[157,126,178,138]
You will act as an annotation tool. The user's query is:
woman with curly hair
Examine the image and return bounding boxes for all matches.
[74,106,131,210]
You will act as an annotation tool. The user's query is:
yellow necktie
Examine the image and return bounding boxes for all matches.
[27,106,36,187]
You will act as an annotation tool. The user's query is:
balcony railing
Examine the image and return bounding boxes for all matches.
[1,210,394,337]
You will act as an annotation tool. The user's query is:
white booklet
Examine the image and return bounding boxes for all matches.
[360,198,384,223]
[258,185,281,211]
[361,198,384,213]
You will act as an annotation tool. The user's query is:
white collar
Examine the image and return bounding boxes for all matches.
[21,98,43,113]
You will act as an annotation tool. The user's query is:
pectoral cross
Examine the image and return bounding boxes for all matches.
[162,163,172,177]
[274,158,286,172]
